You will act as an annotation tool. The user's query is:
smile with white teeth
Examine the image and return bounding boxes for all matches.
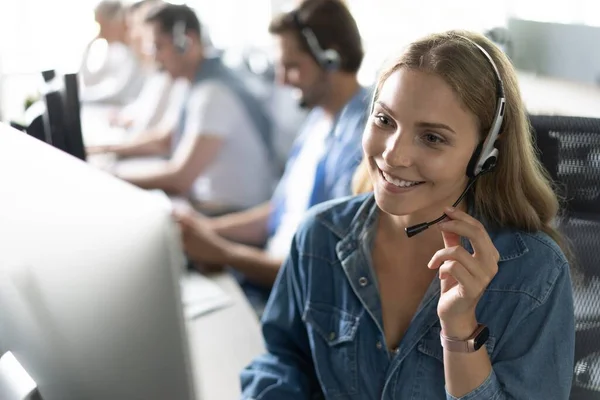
[381,171,424,188]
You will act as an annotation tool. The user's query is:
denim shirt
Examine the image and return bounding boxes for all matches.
[241,193,575,400]
[239,87,370,309]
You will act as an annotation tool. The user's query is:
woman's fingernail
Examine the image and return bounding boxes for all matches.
[445,207,455,213]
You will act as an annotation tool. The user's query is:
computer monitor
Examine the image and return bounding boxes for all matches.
[38,71,86,161]
[0,125,197,400]
[41,70,56,83]
[13,99,52,145]
[61,73,86,161]
[39,77,67,154]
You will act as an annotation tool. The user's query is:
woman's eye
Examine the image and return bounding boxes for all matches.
[374,114,391,126]
[423,133,445,144]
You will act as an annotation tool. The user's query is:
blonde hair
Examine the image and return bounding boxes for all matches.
[353,30,567,251]
[95,1,124,20]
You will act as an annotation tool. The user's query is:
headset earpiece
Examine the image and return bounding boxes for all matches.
[461,36,506,178]
[467,143,484,179]
[481,150,499,172]
[293,11,341,71]
[173,20,190,54]
[468,96,506,178]
[319,49,341,71]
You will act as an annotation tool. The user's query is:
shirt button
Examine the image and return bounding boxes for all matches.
[393,347,400,354]
[376,341,383,350]
[329,332,336,341]
[358,277,368,287]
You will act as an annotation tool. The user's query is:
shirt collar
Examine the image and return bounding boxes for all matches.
[321,193,529,263]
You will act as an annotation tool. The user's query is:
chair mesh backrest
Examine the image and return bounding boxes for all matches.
[529,115,600,214]
[530,115,600,398]
[530,115,600,276]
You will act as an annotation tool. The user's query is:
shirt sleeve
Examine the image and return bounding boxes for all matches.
[240,230,323,399]
[446,262,575,400]
[181,81,240,139]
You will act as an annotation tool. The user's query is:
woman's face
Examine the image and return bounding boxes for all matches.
[363,68,480,222]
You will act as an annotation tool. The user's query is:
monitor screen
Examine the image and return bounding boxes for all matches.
[41,70,56,83]
[61,73,86,161]
[39,71,86,161]
[18,100,51,144]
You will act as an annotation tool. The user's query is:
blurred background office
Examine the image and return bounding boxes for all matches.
[4,0,600,122]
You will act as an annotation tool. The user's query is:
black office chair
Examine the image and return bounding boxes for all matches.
[529,115,600,399]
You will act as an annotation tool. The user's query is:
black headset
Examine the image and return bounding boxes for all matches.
[291,11,341,71]
[173,19,190,54]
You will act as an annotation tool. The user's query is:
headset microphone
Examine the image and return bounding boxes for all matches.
[404,35,506,238]
[405,172,485,238]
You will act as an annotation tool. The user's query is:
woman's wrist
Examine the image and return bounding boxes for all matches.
[440,313,479,339]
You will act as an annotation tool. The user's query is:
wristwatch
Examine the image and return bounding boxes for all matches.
[440,324,489,353]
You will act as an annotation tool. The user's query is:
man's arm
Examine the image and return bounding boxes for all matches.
[88,127,172,158]
[177,207,282,287]
[117,81,255,194]
[117,133,224,194]
[210,202,272,246]
[226,243,283,287]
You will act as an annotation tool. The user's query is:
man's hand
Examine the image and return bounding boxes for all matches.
[173,208,231,266]
[86,145,114,155]
[109,111,133,129]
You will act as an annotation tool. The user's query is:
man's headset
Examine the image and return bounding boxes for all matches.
[399,36,507,237]
[291,11,341,71]
[173,19,191,54]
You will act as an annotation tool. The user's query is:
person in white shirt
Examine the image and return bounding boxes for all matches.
[109,0,175,134]
[89,4,275,215]
[80,0,144,105]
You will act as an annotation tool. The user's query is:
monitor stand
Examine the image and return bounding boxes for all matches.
[0,352,42,400]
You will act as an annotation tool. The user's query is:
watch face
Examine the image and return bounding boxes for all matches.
[473,326,490,350]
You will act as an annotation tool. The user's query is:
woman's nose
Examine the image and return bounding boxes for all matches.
[382,131,414,168]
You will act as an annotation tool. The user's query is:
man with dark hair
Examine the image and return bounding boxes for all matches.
[91,4,275,215]
[176,0,370,314]
[268,0,364,97]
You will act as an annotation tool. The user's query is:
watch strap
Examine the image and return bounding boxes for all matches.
[440,324,488,353]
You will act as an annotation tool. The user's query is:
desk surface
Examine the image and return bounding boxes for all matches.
[187,272,265,400]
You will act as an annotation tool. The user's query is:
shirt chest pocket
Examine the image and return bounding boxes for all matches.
[303,303,361,398]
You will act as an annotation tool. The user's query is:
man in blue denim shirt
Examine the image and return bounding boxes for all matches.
[241,31,575,399]
[176,0,369,311]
